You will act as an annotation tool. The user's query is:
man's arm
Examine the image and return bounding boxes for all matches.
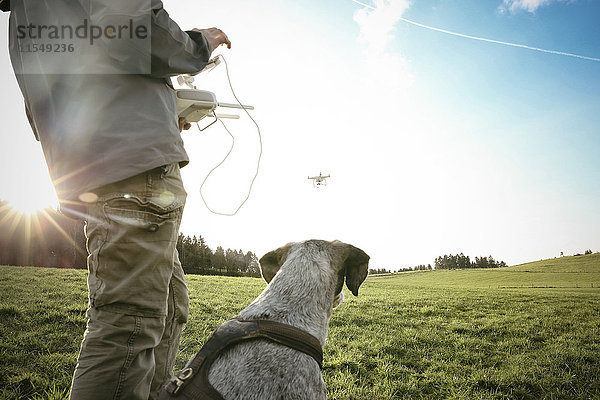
[149,2,230,77]
[92,0,230,77]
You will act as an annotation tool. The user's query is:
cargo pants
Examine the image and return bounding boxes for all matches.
[70,163,189,400]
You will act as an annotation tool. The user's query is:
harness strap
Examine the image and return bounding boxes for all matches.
[159,318,323,399]
[256,319,323,368]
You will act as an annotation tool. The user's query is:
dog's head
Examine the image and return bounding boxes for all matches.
[259,240,370,303]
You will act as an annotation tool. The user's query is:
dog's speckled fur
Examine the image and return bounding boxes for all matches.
[206,239,369,399]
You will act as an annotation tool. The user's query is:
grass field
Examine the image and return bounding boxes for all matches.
[1,254,599,399]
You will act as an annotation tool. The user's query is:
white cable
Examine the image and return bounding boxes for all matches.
[349,0,600,63]
[199,54,263,216]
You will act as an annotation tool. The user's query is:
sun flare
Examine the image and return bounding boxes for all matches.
[6,194,58,215]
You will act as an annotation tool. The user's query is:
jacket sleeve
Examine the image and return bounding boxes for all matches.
[148,2,212,78]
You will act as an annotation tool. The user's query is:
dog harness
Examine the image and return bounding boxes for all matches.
[158,318,323,400]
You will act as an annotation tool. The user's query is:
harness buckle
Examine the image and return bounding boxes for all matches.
[168,367,194,395]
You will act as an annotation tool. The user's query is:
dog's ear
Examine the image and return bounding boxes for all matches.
[259,243,293,283]
[336,243,369,296]
[345,245,369,296]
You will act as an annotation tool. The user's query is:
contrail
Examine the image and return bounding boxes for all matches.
[349,0,600,62]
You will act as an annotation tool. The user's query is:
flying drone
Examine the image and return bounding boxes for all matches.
[307,172,330,188]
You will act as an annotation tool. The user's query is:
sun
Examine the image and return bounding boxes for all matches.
[5,193,59,215]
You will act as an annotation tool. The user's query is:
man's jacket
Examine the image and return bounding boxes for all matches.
[5,0,211,213]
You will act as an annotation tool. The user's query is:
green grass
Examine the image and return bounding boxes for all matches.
[1,254,599,399]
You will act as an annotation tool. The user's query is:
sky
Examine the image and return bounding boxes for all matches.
[1,0,599,270]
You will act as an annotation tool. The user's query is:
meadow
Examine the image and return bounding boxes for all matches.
[1,254,599,399]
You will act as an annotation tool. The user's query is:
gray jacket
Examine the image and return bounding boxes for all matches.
[6,0,212,212]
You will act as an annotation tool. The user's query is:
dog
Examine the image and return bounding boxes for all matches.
[160,239,369,400]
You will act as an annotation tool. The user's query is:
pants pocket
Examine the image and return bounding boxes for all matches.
[87,192,183,316]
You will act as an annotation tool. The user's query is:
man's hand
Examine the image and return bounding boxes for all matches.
[179,117,191,132]
[192,28,231,53]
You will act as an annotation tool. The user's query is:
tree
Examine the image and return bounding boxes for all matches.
[212,246,226,274]
[245,251,261,278]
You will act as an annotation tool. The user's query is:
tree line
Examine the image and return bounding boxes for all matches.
[434,253,507,270]
[176,234,261,277]
[369,264,433,275]
[0,200,260,277]
[0,199,511,275]
[0,201,87,269]
[371,255,507,274]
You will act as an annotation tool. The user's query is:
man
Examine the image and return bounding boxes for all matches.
[4,0,230,398]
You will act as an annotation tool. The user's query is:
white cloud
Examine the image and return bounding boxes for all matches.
[353,0,410,55]
[353,0,413,93]
[498,0,571,14]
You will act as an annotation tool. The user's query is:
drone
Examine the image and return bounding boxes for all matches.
[307,172,330,187]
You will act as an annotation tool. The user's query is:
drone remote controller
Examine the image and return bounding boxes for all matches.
[176,56,253,123]
[176,89,218,122]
